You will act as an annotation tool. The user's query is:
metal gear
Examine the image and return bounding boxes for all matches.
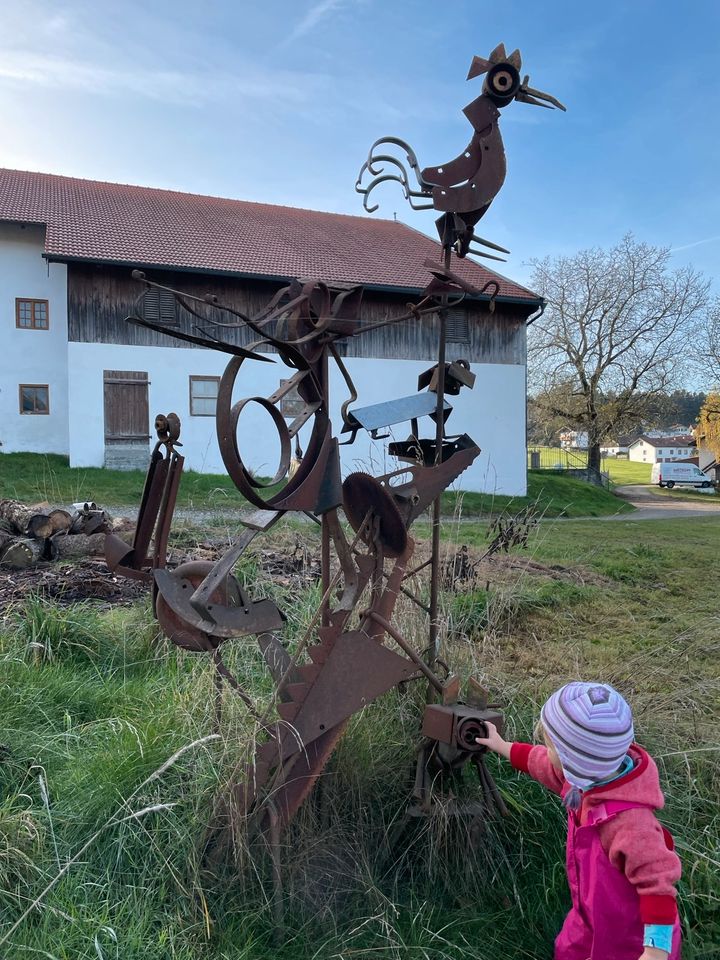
[342,471,408,558]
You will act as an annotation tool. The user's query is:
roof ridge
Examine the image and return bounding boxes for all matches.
[0,168,539,302]
[0,166,406,227]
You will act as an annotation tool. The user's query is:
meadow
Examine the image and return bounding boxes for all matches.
[0,453,632,519]
[527,446,653,485]
[1,510,718,959]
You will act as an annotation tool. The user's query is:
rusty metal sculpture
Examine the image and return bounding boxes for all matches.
[356,42,565,259]
[105,41,564,923]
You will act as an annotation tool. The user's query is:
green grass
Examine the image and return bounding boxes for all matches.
[529,447,653,484]
[444,470,633,518]
[1,453,633,519]
[650,484,718,500]
[602,457,653,483]
[0,452,250,510]
[1,516,718,958]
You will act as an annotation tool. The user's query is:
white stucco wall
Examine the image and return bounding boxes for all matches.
[629,440,695,463]
[67,342,527,495]
[0,223,69,455]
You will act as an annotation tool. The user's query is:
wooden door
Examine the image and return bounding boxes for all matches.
[103,370,150,469]
[103,370,149,442]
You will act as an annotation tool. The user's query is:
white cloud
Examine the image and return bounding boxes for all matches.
[670,235,720,254]
[0,49,324,108]
[283,0,364,46]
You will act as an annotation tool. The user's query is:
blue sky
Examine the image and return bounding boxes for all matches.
[1,0,719,287]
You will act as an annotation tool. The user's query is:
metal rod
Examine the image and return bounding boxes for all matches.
[427,239,451,690]
[381,568,431,613]
[403,558,433,581]
[320,343,331,628]
[367,611,444,693]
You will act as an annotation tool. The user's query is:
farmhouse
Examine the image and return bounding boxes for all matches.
[599,437,631,457]
[0,169,542,495]
[558,429,588,450]
[628,434,696,464]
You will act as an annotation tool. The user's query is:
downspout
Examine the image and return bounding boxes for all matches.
[525,299,546,327]
[524,299,545,492]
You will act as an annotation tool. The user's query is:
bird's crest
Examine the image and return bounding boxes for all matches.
[467,44,522,80]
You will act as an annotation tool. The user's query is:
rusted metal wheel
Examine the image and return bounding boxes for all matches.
[342,472,408,558]
[156,560,242,652]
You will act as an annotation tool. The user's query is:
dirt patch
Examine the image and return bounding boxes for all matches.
[442,546,611,590]
[0,558,148,607]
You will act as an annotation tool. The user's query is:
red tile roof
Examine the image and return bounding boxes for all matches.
[0,168,539,303]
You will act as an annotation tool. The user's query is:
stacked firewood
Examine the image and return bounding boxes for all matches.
[0,500,112,570]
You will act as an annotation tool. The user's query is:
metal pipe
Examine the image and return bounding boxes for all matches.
[427,239,452,687]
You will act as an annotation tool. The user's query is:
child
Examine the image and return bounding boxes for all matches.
[476,681,681,960]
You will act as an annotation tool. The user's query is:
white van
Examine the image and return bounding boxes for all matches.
[651,462,712,489]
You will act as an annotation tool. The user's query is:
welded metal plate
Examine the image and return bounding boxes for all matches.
[154,568,285,638]
[342,393,451,433]
[277,631,416,755]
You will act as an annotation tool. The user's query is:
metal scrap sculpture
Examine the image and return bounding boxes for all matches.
[105,41,564,915]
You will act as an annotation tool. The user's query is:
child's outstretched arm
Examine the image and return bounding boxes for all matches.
[476,722,565,794]
[474,720,512,760]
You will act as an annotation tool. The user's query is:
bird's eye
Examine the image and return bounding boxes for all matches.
[485,62,521,103]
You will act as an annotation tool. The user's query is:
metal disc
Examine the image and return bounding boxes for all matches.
[342,472,408,558]
[156,560,241,652]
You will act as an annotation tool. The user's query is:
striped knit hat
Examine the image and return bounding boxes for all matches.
[541,682,634,809]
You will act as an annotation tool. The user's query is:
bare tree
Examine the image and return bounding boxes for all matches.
[694,297,720,386]
[528,235,709,472]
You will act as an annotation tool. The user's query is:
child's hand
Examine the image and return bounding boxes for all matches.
[638,949,668,960]
[475,721,512,761]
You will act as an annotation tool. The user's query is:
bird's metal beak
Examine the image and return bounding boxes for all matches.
[515,75,566,111]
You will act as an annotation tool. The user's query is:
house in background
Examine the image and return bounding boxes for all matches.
[694,424,720,483]
[558,429,588,450]
[628,434,696,464]
[600,436,631,458]
[0,169,542,495]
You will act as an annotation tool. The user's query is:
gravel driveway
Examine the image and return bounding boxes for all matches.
[606,484,720,520]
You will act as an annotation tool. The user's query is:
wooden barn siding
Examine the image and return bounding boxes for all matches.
[67,264,528,365]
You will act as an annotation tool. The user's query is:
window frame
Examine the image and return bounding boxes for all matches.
[19,383,50,415]
[188,375,220,417]
[16,298,50,330]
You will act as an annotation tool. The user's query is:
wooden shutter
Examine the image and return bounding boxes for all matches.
[142,288,176,324]
[446,308,470,343]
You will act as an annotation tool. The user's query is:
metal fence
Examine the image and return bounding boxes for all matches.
[527,447,611,489]
[528,446,588,471]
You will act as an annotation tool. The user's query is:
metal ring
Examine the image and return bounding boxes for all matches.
[228,396,291,488]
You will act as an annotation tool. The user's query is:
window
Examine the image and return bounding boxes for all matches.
[19,384,49,414]
[142,287,177,324]
[189,376,219,416]
[16,298,49,330]
[669,449,674,455]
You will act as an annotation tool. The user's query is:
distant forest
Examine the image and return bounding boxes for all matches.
[638,390,707,430]
[527,390,707,445]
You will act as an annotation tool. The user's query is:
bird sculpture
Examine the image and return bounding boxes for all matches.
[356,43,566,260]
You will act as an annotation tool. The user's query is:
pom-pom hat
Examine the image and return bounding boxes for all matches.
[541,682,634,805]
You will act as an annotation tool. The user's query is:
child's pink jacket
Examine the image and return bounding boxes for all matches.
[511,741,682,960]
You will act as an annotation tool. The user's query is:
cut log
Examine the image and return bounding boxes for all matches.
[0,499,53,538]
[0,530,16,552]
[52,532,107,559]
[0,537,44,569]
[27,514,55,539]
[48,509,73,534]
